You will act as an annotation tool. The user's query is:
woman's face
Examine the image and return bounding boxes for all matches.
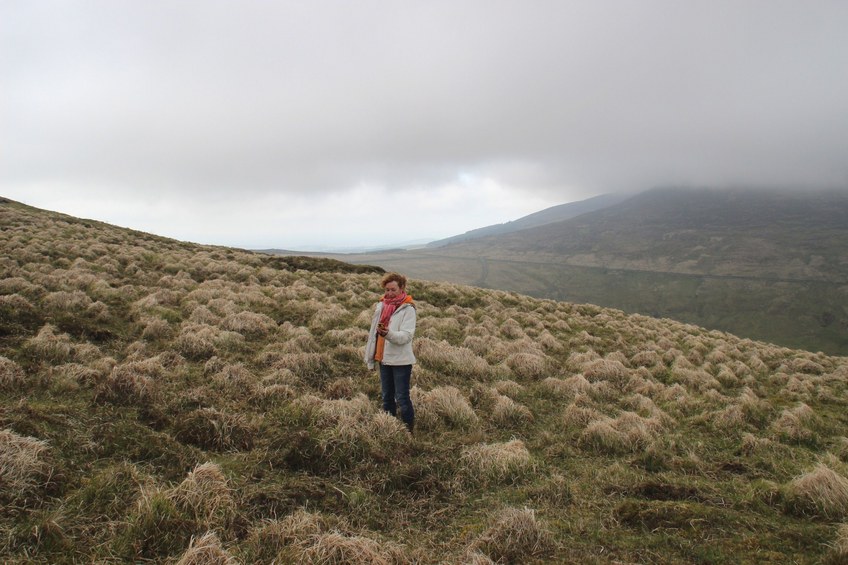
[383,281,402,298]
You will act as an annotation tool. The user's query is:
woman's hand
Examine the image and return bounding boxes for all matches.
[377,323,388,337]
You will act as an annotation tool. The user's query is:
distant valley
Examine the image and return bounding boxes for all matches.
[302,187,848,355]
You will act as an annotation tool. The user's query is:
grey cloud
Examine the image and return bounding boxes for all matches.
[2,0,847,204]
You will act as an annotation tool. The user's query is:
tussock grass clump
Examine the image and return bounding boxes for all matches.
[325,327,368,346]
[582,358,630,384]
[295,531,406,565]
[771,403,819,444]
[245,508,342,561]
[491,393,534,427]
[170,462,237,533]
[783,462,848,520]
[96,360,161,406]
[415,338,490,379]
[321,411,410,470]
[562,398,603,429]
[0,428,53,502]
[631,349,664,369]
[469,506,554,564]
[23,324,75,363]
[783,357,826,375]
[174,407,255,451]
[672,367,721,392]
[189,305,220,325]
[412,386,479,430]
[540,376,573,399]
[308,302,351,332]
[579,412,662,454]
[493,379,524,397]
[175,323,220,360]
[461,440,534,485]
[212,363,258,396]
[273,352,333,386]
[141,317,173,341]
[824,523,848,564]
[0,293,39,328]
[220,310,277,338]
[0,355,26,390]
[175,531,236,565]
[505,352,549,380]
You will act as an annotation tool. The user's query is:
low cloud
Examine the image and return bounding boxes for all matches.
[2,1,847,248]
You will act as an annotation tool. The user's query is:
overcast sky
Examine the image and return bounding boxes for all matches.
[2,1,847,250]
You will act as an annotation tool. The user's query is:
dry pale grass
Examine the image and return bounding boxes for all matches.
[469,506,554,564]
[412,386,479,430]
[499,318,526,339]
[170,462,237,532]
[0,428,52,501]
[582,358,630,384]
[463,550,497,565]
[415,338,490,379]
[740,433,776,456]
[491,393,534,427]
[175,532,237,565]
[272,352,332,385]
[43,289,93,312]
[492,379,524,397]
[461,440,534,485]
[174,407,255,451]
[189,305,221,325]
[24,324,75,363]
[324,327,368,346]
[566,350,600,372]
[0,355,26,390]
[317,398,410,467]
[825,523,848,564]
[625,371,666,397]
[140,317,172,341]
[784,462,848,519]
[562,399,603,429]
[771,403,818,443]
[246,508,341,561]
[97,360,161,405]
[295,531,406,565]
[579,411,662,454]
[672,367,722,392]
[505,352,549,380]
[212,363,258,395]
[783,357,826,375]
[220,310,277,339]
[175,323,220,360]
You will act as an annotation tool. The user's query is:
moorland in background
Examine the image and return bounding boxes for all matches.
[2,198,848,563]
[317,187,848,356]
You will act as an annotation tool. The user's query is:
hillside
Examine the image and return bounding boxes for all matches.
[324,188,848,355]
[2,198,848,563]
[426,193,630,248]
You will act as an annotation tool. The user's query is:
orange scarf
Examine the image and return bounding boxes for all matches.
[375,294,414,362]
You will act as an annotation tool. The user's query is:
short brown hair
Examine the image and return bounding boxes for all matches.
[381,272,407,289]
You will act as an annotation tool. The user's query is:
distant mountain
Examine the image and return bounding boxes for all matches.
[324,187,848,354]
[427,192,629,247]
[440,187,848,282]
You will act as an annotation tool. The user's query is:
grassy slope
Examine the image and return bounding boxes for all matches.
[2,199,848,563]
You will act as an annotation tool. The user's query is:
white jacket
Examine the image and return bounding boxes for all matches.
[364,301,417,369]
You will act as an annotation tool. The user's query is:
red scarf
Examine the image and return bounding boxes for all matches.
[379,291,410,328]
[374,292,413,362]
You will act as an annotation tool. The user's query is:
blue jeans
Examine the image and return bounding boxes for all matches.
[379,363,414,431]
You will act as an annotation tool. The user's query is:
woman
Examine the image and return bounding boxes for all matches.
[364,272,416,433]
